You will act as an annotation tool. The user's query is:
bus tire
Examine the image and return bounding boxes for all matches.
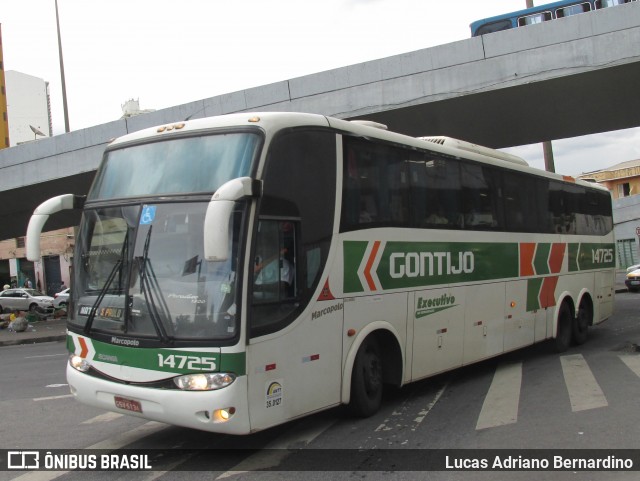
[573,300,591,345]
[553,302,573,353]
[348,336,383,418]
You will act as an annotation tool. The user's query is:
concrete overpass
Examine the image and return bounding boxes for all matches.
[1,2,639,241]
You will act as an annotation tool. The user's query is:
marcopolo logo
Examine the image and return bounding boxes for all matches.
[416,293,457,318]
[311,303,344,320]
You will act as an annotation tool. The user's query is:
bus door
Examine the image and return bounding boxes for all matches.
[504,281,537,351]
[242,128,340,431]
[246,219,343,432]
[463,283,505,364]
[411,286,464,380]
[595,270,614,322]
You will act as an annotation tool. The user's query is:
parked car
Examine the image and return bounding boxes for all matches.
[627,263,640,273]
[626,269,640,292]
[0,288,55,315]
[53,287,70,308]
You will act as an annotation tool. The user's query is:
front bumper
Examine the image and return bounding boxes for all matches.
[66,364,251,434]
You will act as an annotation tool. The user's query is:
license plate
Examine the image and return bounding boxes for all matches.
[631,281,640,286]
[114,396,143,413]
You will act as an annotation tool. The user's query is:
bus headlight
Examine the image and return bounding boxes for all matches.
[69,354,91,372]
[173,373,236,391]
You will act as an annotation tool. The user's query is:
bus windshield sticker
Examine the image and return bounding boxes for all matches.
[140,205,156,225]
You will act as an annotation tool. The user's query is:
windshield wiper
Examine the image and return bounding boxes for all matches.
[137,226,174,343]
[84,259,122,335]
[84,228,130,335]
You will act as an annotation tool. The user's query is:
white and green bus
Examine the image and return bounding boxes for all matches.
[27,112,615,434]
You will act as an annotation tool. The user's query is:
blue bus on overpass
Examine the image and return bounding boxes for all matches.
[470,0,636,36]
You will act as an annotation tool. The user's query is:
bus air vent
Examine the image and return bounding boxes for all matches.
[418,136,528,166]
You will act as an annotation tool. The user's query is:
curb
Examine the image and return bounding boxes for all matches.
[0,334,67,347]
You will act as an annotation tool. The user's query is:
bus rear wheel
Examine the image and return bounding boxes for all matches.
[348,336,383,417]
[553,302,573,353]
[573,300,592,345]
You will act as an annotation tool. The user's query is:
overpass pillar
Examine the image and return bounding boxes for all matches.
[525,0,556,173]
[543,141,556,173]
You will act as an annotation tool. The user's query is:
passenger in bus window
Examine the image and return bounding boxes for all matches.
[254,252,294,300]
[426,208,449,226]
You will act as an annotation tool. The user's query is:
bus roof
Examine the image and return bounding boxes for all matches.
[108,111,607,192]
[108,112,332,147]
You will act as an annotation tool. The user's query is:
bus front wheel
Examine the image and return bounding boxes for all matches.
[348,336,383,417]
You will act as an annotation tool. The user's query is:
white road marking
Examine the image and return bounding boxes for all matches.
[216,417,336,479]
[375,381,448,433]
[619,354,640,377]
[87,421,167,449]
[412,382,447,430]
[9,421,167,481]
[33,394,73,402]
[476,362,522,430]
[374,423,392,432]
[82,412,125,424]
[560,354,608,412]
[7,472,65,481]
[24,354,67,359]
[138,454,198,481]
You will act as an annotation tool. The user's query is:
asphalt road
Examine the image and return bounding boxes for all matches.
[2,292,640,480]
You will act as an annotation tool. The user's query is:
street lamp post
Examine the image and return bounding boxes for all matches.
[55,0,70,133]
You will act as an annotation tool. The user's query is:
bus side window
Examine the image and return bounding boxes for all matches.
[503,171,541,233]
[253,220,297,302]
[474,19,513,36]
[252,129,336,339]
[251,219,299,335]
[547,180,567,233]
[596,0,630,7]
[556,2,591,18]
[341,137,409,229]
[343,148,361,226]
[517,11,552,26]
[460,163,502,230]
[410,156,462,229]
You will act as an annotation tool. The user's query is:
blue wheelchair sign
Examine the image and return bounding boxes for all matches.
[140,205,156,225]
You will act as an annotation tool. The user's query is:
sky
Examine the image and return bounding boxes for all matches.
[1,0,638,176]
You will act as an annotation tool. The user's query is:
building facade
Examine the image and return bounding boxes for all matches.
[5,70,52,146]
[0,228,73,295]
[0,25,9,149]
[0,65,64,293]
[579,159,640,268]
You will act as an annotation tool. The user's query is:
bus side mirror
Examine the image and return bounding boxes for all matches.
[204,177,260,262]
[26,194,86,261]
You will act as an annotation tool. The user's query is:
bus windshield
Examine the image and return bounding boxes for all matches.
[72,202,244,343]
[68,130,261,343]
[88,132,260,201]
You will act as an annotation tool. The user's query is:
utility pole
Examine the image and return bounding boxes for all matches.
[0,25,10,148]
[55,0,70,133]
[525,0,555,172]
